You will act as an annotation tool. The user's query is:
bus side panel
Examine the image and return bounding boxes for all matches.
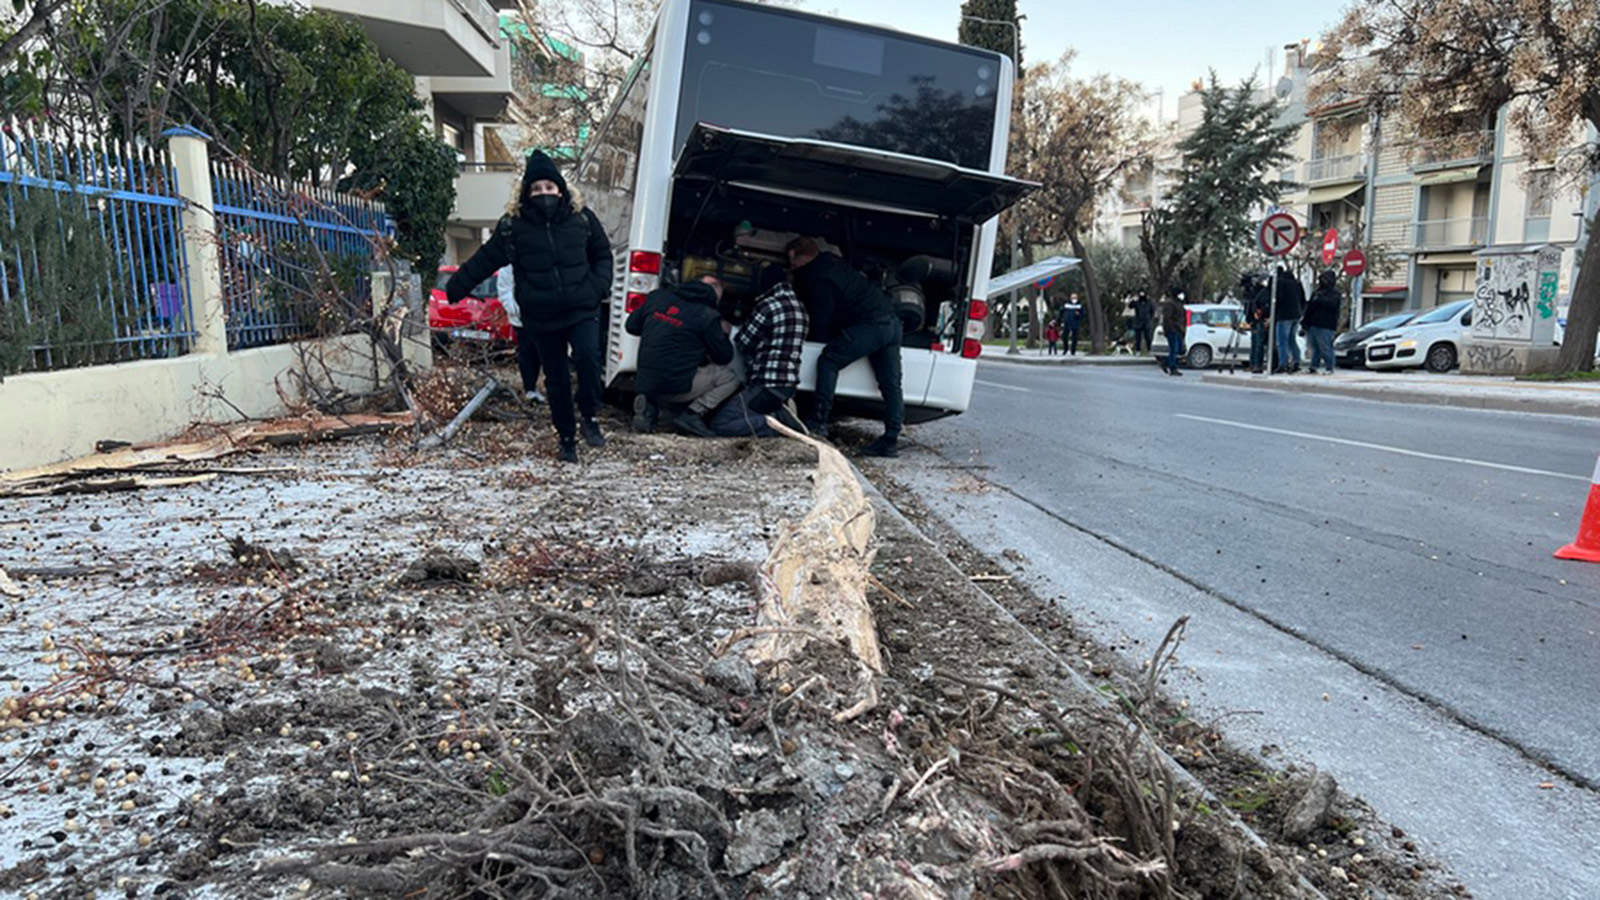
[791,343,935,409]
[924,353,976,414]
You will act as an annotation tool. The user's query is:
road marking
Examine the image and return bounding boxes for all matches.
[1174,414,1589,482]
[976,379,1032,393]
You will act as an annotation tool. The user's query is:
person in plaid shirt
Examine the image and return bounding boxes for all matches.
[709,265,809,437]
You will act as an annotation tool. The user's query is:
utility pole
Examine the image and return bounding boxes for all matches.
[961,12,1024,354]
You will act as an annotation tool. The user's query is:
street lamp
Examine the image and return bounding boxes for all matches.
[960,13,1025,354]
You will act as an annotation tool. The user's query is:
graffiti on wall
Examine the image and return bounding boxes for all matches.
[1472,254,1536,342]
[1465,341,1519,374]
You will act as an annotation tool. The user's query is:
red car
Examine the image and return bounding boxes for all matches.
[428,265,515,346]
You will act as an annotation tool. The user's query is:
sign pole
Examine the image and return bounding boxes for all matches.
[1267,261,1278,376]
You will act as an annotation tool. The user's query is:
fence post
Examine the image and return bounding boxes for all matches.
[162,126,227,357]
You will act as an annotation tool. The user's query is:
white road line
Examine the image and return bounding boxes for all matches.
[1174,413,1589,482]
[975,379,1033,393]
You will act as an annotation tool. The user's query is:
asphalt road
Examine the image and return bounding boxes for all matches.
[890,361,1600,899]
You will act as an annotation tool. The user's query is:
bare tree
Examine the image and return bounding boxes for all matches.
[1316,0,1600,372]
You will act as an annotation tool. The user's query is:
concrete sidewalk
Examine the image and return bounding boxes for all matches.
[1199,369,1600,417]
[978,346,1149,366]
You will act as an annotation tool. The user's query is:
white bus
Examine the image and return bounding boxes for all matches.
[576,0,1033,422]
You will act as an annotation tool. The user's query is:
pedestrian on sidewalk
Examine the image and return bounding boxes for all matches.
[1243,271,1270,373]
[1044,319,1061,355]
[1131,290,1155,353]
[445,150,613,463]
[626,275,739,437]
[1271,265,1305,374]
[1060,293,1083,355]
[1158,289,1186,376]
[709,264,810,437]
[496,266,545,404]
[1303,270,1341,374]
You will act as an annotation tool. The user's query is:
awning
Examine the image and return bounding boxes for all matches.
[672,123,1038,225]
[1417,166,1486,187]
[985,257,1081,299]
[1362,288,1406,300]
[1305,182,1364,206]
[1417,252,1478,266]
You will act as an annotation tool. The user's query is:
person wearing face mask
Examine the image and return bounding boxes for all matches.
[445,151,614,463]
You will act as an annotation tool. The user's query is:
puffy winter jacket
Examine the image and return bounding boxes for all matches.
[625,281,734,397]
[1271,270,1306,322]
[1303,285,1342,331]
[446,188,612,333]
[791,252,894,340]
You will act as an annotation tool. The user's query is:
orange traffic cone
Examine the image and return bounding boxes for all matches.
[1555,456,1600,563]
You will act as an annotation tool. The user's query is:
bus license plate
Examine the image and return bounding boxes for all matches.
[450,328,492,341]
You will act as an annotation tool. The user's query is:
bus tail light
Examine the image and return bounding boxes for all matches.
[962,339,983,359]
[969,299,990,320]
[625,250,662,312]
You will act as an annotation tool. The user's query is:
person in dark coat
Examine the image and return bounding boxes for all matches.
[1243,271,1271,373]
[1059,293,1083,355]
[1303,270,1342,374]
[1158,288,1187,376]
[1130,291,1155,352]
[445,151,613,463]
[786,236,903,458]
[625,275,738,437]
[1270,266,1306,373]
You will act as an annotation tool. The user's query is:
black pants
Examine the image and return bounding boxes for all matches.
[814,317,903,438]
[527,317,602,442]
[511,325,543,394]
[707,385,795,437]
[1064,326,1080,355]
[1132,324,1152,352]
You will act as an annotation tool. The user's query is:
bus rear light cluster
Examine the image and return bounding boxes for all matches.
[625,250,662,312]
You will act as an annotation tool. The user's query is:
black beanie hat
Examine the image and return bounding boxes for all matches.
[521,150,568,197]
[757,263,787,295]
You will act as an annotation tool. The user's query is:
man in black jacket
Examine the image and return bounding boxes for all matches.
[1271,265,1306,373]
[625,275,737,437]
[1130,291,1155,352]
[1303,270,1342,374]
[1242,271,1271,373]
[786,236,903,458]
[446,151,612,463]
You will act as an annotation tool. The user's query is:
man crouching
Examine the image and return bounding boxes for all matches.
[626,275,738,437]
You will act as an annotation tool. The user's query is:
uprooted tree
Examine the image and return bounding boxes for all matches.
[1314,0,1600,373]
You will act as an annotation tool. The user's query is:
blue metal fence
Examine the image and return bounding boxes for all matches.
[0,120,195,372]
[210,158,391,350]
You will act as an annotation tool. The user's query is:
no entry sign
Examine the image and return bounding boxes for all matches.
[1343,247,1367,278]
[1259,213,1300,257]
[1321,228,1339,266]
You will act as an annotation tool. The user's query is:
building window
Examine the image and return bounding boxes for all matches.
[1525,170,1554,242]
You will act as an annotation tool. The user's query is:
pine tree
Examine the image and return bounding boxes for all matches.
[957,0,1020,68]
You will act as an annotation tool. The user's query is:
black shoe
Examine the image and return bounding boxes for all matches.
[631,395,658,433]
[581,419,606,448]
[673,411,717,438]
[860,436,899,458]
[770,403,807,435]
[557,440,578,463]
[1158,360,1169,373]
[803,419,829,440]
[1169,368,1184,376]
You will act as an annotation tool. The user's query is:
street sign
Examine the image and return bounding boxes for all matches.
[1342,247,1367,277]
[1258,212,1300,256]
[1321,228,1339,266]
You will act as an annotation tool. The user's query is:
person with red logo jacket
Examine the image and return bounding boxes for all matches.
[625,275,737,436]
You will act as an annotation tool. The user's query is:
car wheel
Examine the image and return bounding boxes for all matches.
[1186,344,1213,369]
[1424,343,1457,373]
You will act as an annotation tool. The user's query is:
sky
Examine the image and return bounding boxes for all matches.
[795,0,1349,121]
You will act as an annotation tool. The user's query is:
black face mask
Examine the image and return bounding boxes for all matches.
[530,194,561,216]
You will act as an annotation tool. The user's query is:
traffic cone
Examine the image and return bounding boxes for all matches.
[1555,455,1600,563]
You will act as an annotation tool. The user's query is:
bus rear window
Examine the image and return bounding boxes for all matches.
[677,0,1000,170]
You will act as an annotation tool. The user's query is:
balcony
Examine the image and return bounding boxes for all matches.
[1414,216,1488,248]
[1304,153,1366,185]
[1408,131,1494,172]
[433,40,513,118]
[453,161,520,227]
[309,0,502,78]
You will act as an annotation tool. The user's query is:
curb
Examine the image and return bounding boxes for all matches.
[1198,374,1600,418]
[979,354,1152,367]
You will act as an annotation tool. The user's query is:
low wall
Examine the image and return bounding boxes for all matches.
[0,335,425,471]
[1460,341,1561,375]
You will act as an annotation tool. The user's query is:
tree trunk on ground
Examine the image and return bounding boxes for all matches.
[1067,230,1107,353]
[1556,213,1599,374]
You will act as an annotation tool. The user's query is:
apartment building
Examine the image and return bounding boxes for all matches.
[308,0,519,264]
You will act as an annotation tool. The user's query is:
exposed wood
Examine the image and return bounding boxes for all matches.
[0,567,21,599]
[744,418,883,676]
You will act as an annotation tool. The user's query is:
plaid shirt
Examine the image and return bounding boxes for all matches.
[735,283,808,389]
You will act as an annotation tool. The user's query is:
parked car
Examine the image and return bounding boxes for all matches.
[1334,311,1421,369]
[1150,302,1304,369]
[1362,299,1472,372]
[427,266,514,347]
